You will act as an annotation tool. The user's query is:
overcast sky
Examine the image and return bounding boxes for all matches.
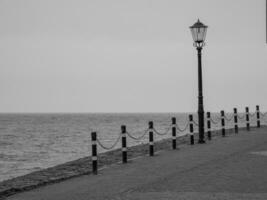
[0,0,266,113]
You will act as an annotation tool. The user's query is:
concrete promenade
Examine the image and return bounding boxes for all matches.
[6,127,267,200]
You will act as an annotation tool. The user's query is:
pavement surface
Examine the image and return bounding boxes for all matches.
[6,127,267,200]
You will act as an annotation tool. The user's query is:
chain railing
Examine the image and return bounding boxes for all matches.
[94,107,265,153]
[90,105,265,174]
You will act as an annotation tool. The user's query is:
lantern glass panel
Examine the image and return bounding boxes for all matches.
[191,27,207,43]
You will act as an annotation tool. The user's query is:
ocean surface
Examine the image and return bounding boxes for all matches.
[0,113,252,182]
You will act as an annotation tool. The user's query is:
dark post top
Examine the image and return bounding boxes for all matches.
[221,110,225,116]
[256,105,259,110]
[234,108,237,113]
[172,117,176,124]
[149,121,153,129]
[91,132,97,141]
[189,114,193,121]
[246,107,249,112]
[121,125,126,133]
[207,112,210,118]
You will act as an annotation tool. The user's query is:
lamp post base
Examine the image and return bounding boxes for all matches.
[198,139,206,144]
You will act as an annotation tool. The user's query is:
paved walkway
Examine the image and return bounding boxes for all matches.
[6,127,267,200]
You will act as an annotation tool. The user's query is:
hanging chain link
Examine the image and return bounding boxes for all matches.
[126,129,149,140]
[153,125,172,136]
[192,119,199,126]
[260,112,267,118]
[96,133,122,150]
[176,121,189,132]
[237,114,246,120]
[249,112,256,118]
[210,117,220,124]
[260,116,267,124]
[224,114,234,122]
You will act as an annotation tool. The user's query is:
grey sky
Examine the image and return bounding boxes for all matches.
[0,0,266,112]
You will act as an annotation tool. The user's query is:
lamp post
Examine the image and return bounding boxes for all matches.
[189,19,208,144]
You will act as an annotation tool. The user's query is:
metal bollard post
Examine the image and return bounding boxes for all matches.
[121,125,127,163]
[189,115,194,145]
[256,105,260,128]
[221,110,225,137]
[91,132,98,175]
[172,117,177,149]
[207,112,211,140]
[246,107,250,131]
[148,121,154,156]
[234,108,238,134]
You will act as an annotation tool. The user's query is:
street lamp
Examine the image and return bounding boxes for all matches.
[189,19,208,144]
